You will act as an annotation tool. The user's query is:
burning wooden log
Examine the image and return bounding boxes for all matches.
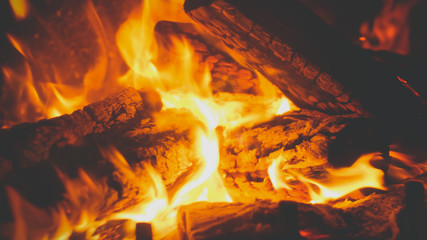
[0,88,159,175]
[0,87,204,231]
[184,0,425,121]
[177,185,411,240]
[154,21,262,95]
[219,109,390,202]
[0,91,389,227]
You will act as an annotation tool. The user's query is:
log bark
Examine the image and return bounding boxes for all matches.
[0,100,390,225]
[184,0,425,121]
[0,87,156,176]
[219,109,390,202]
[177,185,412,240]
[0,88,201,227]
[0,87,199,185]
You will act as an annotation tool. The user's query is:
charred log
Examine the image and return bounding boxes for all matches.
[0,99,390,224]
[177,185,415,240]
[0,87,157,176]
[184,0,424,122]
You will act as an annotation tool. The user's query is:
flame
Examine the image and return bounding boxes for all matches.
[268,157,291,190]
[112,0,291,236]
[268,153,387,203]
[2,1,124,127]
[4,146,174,239]
[9,0,29,20]
[3,0,292,238]
[359,0,417,55]
[388,150,427,182]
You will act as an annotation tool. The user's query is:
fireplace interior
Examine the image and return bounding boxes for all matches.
[0,0,426,239]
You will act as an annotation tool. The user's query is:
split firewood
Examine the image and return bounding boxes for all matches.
[177,185,417,240]
[0,88,160,178]
[0,87,205,230]
[184,0,424,121]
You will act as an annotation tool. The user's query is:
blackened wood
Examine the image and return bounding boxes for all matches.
[0,87,198,185]
[184,0,424,121]
[277,201,303,239]
[220,109,389,171]
[177,186,410,240]
[0,88,153,176]
[136,222,153,240]
[220,109,390,202]
[397,181,427,240]
[0,88,200,236]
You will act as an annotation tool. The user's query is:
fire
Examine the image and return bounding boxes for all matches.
[3,147,171,239]
[2,0,408,238]
[9,0,29,20]
[359,0,417,55]
[2,0,292,238]
[114,0,291,227]
[268,153,387,203]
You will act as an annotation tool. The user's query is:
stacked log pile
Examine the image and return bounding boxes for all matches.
[0,0,426,239]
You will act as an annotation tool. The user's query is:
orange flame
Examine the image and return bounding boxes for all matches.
[9,0,29,20]
[4,146,176,239]
[3,0,293,237]
[269,153,387,203]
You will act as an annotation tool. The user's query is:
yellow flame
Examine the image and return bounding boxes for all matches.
[5,146,175,239]
[303,153,387,203]
[268,157,291,190]
[276,98,291,115]
[4,0,293,237]
[269,153,387,203]
[9,0,29,20]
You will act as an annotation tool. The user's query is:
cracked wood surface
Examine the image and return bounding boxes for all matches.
[0,88,200,227]
[185,0,424,121]
[0,98,388,226]
[220,109,388,172]
[177,186,411,240]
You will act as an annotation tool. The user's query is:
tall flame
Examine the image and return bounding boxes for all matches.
[3,0,293,238]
